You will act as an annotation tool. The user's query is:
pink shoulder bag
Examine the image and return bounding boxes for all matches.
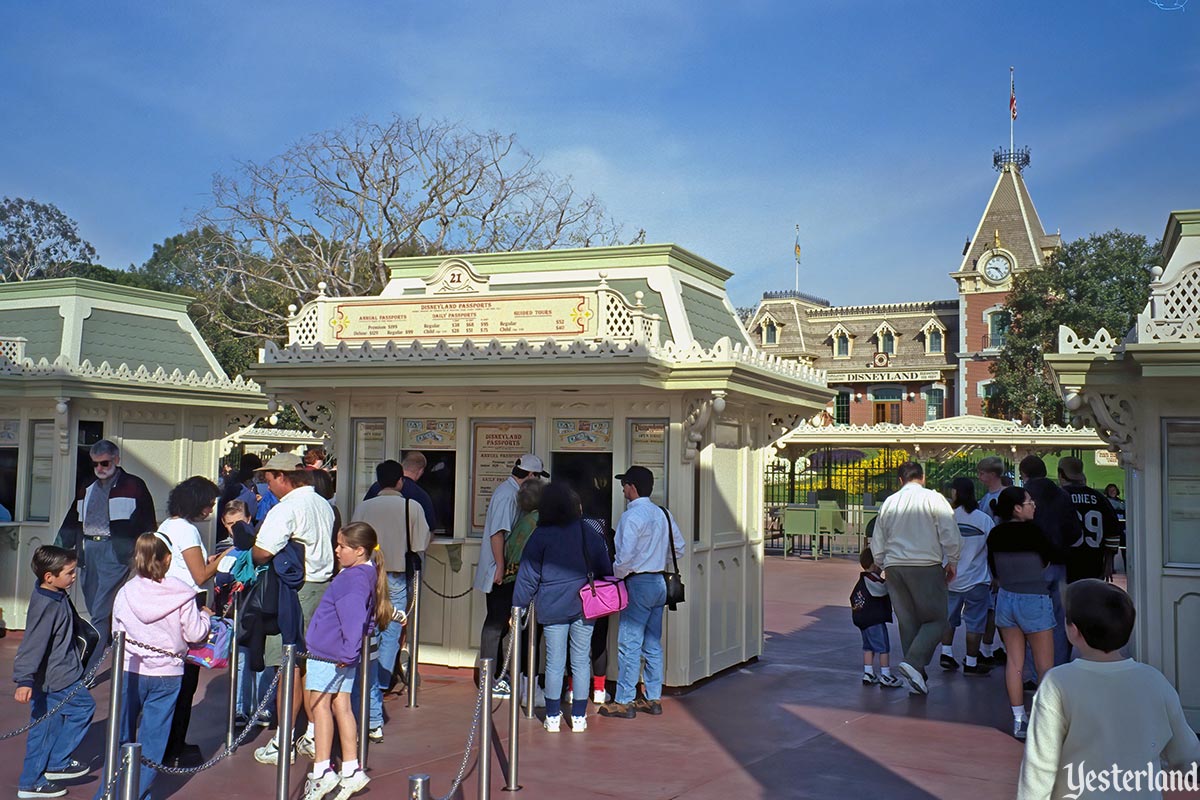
[577,521,627,619]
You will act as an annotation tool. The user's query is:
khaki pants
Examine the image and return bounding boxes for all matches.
[886,564,949,672]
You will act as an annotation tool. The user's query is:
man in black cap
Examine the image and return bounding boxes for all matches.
[599,466,684,719]
[1057,456,1120,583]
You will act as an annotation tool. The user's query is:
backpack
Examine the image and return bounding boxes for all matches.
[849,573,892,629]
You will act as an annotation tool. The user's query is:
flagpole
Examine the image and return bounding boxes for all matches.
[794,224,800,293]
[1009,66,1015,155]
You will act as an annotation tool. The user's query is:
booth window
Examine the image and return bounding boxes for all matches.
[26,421,54,521]
[925,387,945,421]
[74,421,104,497]
[1164,420,1200,565]
[834,392,850,425]
[0,421,17,521]
[403,418,459,536]
[873,388,902,424]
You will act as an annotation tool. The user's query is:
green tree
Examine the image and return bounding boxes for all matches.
[0,197,96,281]
[990,230,1158,422]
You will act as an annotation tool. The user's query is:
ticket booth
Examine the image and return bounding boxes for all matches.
[0,278,265,628]
[252,245,832,688]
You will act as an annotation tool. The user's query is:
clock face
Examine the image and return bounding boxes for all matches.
[984,254,1011,282]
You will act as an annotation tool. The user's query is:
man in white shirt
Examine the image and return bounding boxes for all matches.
[249,452,335,766]
[599,466,685,719]
[473,454,547,698]
[352,459,430,713]
[871,461,961,695]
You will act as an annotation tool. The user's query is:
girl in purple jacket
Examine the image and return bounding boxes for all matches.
[301,522,393,800]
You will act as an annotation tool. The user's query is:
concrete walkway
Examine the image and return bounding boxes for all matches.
[0,557,1181,799]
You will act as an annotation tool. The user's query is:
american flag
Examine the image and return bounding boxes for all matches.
[1010,69,1018,121]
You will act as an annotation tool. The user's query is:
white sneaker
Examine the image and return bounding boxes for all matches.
[253,737,294,765]
[543,713,562,732]
[570,715,587,733]
[333,769,371,800]
[301,769,340,800]
[492,677,512,700]
[295,733,317,760]
[897,662,928,695]
[368,726,383,743]
[592,688,610,704]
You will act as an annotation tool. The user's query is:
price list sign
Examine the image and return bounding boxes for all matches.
[471,421,534,530]
[331,294,596,343]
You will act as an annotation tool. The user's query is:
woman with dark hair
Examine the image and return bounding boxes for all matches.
[512,481,611,734]
[157,475,223,766]
[988,485,1057,740]
[939,477,995,675]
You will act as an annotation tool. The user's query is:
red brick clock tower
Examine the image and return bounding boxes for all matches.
[949,148,1060,417]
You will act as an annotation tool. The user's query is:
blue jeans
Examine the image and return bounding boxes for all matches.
[616,573,667,704]
[350,636,382,729]
[81,537,130,673]
[106,672,181,800]
[1023,563,1069,680]
[236,649,275,721]
[20,681,95,790]
[376,573,409,687]
[543,617,594,718]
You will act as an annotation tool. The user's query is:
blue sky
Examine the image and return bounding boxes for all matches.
[2,1,1198,308]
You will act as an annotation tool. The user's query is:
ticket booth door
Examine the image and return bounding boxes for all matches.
[551,452,614,532]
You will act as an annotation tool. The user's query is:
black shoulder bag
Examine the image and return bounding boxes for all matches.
[659,506,685,610]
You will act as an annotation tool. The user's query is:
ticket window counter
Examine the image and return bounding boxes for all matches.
[550,451,614,530]
[402,449,455,536]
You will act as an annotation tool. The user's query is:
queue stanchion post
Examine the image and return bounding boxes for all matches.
[408,773,431,800]
[479,657,493,800]
[504,607,522,793]
[102,631,126,798]
[407,569,422,709]
[226,594,241,750]
[523,605,536,719]
[357,632,370,768]
[276,644,296,800]
[118,742,141,800]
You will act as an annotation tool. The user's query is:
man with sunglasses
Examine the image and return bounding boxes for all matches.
[55,439,157,672]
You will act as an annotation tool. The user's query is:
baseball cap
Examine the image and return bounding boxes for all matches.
[257,452,304,472]
[615,465,654,497]
[1058,456,1086,483]
[515,454,549,477]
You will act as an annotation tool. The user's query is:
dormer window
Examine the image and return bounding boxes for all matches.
[919,318,947,355]
[756,312,783,347]
[873,322,898,356]
[765,320,777,345]
[828,323,853,359]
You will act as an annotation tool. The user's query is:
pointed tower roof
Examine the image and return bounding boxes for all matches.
[956,160,1060,274]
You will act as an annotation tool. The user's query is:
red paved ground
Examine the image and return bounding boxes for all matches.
[0,557,1191,799]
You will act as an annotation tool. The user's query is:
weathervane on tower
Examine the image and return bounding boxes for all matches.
[994,66,1030,172]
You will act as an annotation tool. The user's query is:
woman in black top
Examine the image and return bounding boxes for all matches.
[988,486,1058,740]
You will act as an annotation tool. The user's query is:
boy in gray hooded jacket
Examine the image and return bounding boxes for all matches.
[13,546,96,798]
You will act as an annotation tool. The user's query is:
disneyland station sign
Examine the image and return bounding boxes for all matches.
[827,370,945,383]
[329,293,597,343]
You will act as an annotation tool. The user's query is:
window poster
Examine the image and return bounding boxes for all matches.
[404,419,457,450]
[0,420,18,445]
[1165,420,1200,565]
[471,420,534,530]
[352,419,386,511]
[628,420,668,506]
[553,419,612,451]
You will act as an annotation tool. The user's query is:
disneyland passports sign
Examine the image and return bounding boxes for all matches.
[330,294,597,342]
[827,370,943,382]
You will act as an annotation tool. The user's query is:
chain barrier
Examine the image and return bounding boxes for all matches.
[96,748,131,800]
[0,640,115,741]
[492,612,519,714]
[139,666,282,775]
[423,584,474,601]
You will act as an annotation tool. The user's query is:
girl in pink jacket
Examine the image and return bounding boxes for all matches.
[106,533,211,800]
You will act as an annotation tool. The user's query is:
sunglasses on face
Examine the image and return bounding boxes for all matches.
[93,460,113,468]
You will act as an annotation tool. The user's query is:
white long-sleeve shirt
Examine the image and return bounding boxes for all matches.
[1018,658,1200,800]
[613,497,685,579]
[872,481,961,569]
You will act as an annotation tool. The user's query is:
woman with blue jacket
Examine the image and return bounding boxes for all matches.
[513,481,613,733]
